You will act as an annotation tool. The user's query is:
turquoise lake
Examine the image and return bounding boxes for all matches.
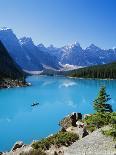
[0,76,116,151]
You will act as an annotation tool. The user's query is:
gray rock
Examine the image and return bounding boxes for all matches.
[59,112,82,129]
[64,126,116,155]
[76,121,88,138]
[11,141,24,151]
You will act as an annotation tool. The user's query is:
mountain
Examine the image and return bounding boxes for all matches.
[20,37,60,70]
[0,40,26,88]
[19,37,43,70]
[60,42,86,66]
[45,42,116,68]
[67,62,116,79]
[58,43,116,67]
[0,28,44,71]
[0,28,61,71]
[84,44,116,65]
[0,27,116,72]
[0,28,26,68]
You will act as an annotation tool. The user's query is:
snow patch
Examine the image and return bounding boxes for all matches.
[59,63,82,71]
[0,27,11,31]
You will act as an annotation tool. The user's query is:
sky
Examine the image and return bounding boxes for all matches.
[0,0,116,49]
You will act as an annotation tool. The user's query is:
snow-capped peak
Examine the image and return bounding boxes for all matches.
[0,27,11,31]
[63,41,81,51]
[73,41,80,47]
[48,44,57,50]
[112,46,116,50]
[37,43,47,51]
[38,43,45,48]
[68,41,80,48]
[86,44,101,50]
[19,37,33,45]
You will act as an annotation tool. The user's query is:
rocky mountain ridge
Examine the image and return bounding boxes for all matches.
[0,27,116,72]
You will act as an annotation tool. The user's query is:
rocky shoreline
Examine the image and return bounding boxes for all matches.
[0,78,31,89]
[1,112,115,155]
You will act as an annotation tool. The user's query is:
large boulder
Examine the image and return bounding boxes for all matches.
[59,112,82,129]
[76,121,89,138]
[11,141,24,151]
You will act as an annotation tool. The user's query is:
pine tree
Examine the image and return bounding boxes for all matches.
[93,86,113,113]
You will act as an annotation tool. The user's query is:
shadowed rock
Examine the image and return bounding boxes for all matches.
[59,112,82,129]
[11,141,24,151]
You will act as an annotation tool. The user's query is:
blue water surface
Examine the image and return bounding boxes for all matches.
[0,76,116,151]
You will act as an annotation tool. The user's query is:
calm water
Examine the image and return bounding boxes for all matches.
[0,76,116,151]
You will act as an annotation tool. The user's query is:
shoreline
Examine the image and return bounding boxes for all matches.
[28,74,116,81]
[66,75,116,80]
[0,78,31,89]
[2,112,115,155]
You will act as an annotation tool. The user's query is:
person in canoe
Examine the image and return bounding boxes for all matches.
[31,102,39,107]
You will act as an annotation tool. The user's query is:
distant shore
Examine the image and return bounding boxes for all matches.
[67,76,116,80]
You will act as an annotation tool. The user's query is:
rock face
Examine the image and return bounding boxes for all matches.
[0,28,61,71]
[59,113,82,129]
[64,126,116,155]
[11,141,24,151]
[3,145,33,155]
[0,41,27,88]
[0,28,33,71]
[76,121,88,138]
[0,41,25,80]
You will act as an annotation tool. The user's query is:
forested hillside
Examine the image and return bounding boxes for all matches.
[68,62,116,79]
[0,41,25,85]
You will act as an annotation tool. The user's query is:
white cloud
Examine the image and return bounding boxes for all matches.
[59,81,77,88]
